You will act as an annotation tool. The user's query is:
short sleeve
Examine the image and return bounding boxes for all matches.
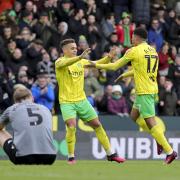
[80,59,90,66]
[123,47,135,62]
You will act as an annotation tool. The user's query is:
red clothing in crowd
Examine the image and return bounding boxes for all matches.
[116,24,135,44]
[0,0,15,14]
[107,96,128,115]
[158,52,169,70]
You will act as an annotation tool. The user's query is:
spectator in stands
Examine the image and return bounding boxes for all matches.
[165,8,176,30]
[97,85,113,114]
[37,49,56,88]
[106,57,124,85]
[132,0,150,26]
[168,54,180,105]
[25,1,37,14]
[175,1,180,15]
[13,1,22,18]
[111,0,130,24]
[68,9,87,41]
[150,0,166,17]
[0,38,16,63]
[6,8,17,21]
[86,14,102,46]
[85,0,102,22]
[77,35,89,56]
[104,32,120,52]
[42,0,57,24]
[31,71,55,111]
[158,78,178,116]
[2,26,13,46]
[101,13,115,39]
[49,47,59,62]
[18,10,33,30]
[6,38,16,54]
[158,75,166,92]
[156,6,169,38]
[84,68,103,107]
[17,69,32,89]
[119,70,134,97]
[96,0,112,18]
[107,85,129,116]
[5,48,27,76]
[148,18,164,52]
[16,27,35,50]
[0,62,13,113]
[48,21,70,49]
[168,45,177,61]
[86,14,103,59]
[168,15,180,51]
[158,42,171,76]
[55,0,74,23]
[116,12,135,48]
[0,0,15,22]
[25,39,43,78]
[32,11,55,48]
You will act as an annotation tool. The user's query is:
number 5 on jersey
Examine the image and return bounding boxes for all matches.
[27,108,43,126]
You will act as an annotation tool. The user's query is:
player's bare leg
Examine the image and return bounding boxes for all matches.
[130,107,140,123]
[65,118,77,164]
[88,118,125,163]
[0,129,12,147]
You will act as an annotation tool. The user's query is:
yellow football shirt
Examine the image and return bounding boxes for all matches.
[55,56,89,103]
[96,42,159,94]
[55,55,111,103]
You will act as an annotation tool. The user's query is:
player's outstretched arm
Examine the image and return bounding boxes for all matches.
[94,47,134,70]
[85,47,133,70]
[55,48,91,68]
[95,47,117,64]
[94,57,129,71]
[114,70,134,83]
[84,57,128,70]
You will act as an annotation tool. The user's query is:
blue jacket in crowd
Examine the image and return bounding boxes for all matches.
[148,28,164,52]
[31,84,55,111]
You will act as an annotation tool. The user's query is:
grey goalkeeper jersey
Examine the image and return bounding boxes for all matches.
[0,101,56,156]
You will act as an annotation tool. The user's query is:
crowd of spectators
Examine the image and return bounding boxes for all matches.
[0,0,180,116]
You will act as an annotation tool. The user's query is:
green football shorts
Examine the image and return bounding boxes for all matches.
[133,94,158,118]
[60,99,98,122]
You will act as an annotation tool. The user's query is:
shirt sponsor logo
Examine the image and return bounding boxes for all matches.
[68,70,83,77]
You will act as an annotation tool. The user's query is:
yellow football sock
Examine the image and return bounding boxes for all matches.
[136,116,150,133]
[94,125,112,155]
[66,126,76,157]
[150,124,173,154]
[136,116,166,134]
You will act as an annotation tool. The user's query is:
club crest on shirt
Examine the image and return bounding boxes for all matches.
[77,63,82,68]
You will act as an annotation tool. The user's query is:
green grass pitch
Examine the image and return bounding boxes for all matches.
[0,160,180,180]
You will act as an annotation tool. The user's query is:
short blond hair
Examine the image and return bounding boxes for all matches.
[13,87,32,103]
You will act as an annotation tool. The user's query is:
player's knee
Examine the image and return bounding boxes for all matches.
[144,117,156,129]
[130,113,138,122]
[88,119,101,129]
[66,119,76,127]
